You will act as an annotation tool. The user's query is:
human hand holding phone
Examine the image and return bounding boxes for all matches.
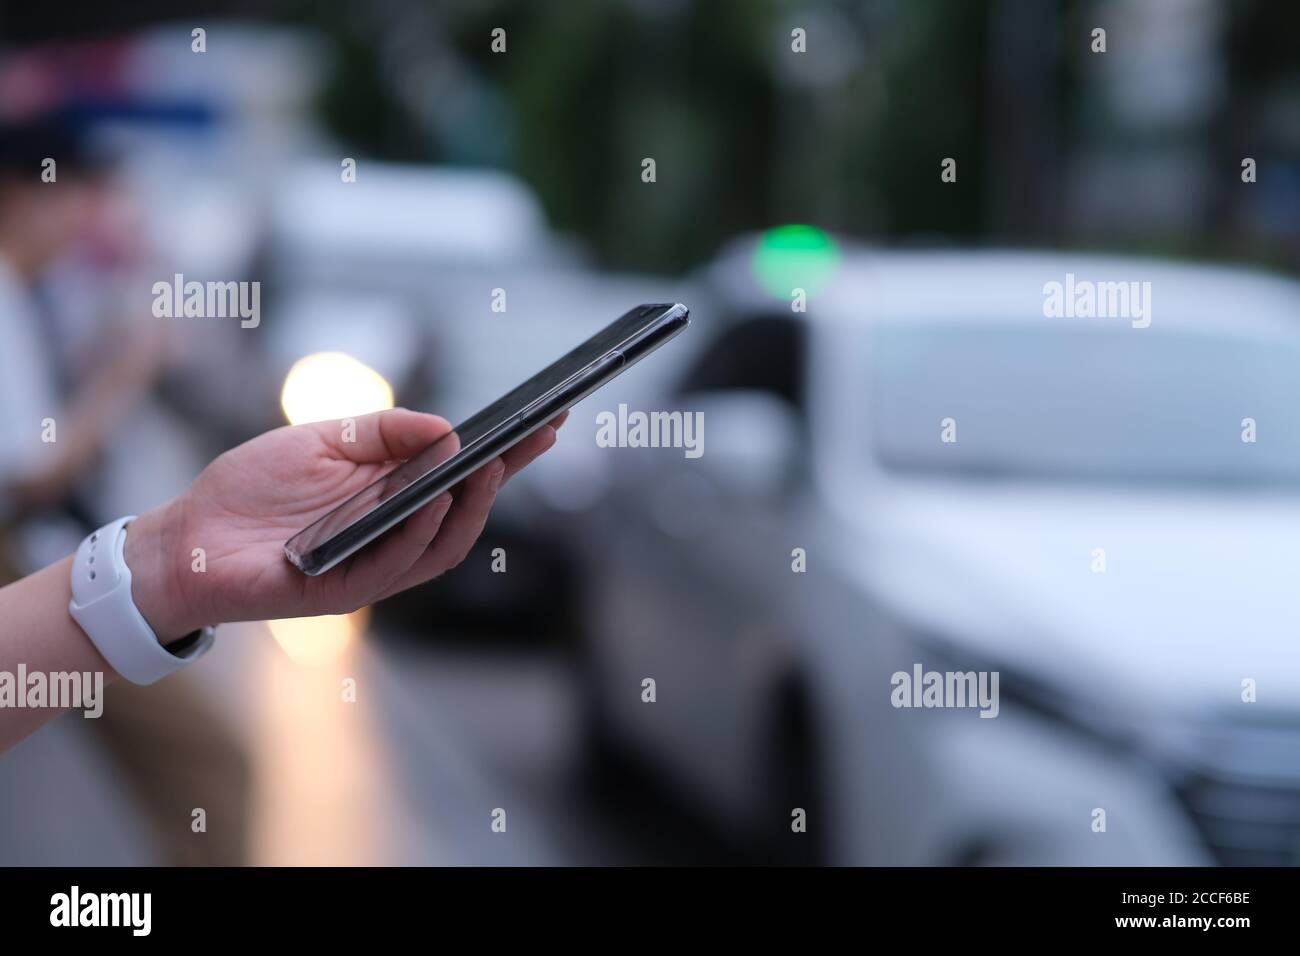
[121,407,566,642]
[121,302,687,639]
[284,303,689,575]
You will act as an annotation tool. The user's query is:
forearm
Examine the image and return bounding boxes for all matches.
[0,501,203,751]
[0,555,121,752]
[0,405,557,755]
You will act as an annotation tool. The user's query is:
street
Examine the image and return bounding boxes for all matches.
[0,618,741,866]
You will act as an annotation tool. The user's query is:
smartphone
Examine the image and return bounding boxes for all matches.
[284,302,690,575]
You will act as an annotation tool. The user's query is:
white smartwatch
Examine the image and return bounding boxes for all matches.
[68,516,215,685]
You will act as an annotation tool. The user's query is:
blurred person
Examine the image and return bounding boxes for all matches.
[0,117,243,864]
[0,120,165,520]
[0,407,564,750]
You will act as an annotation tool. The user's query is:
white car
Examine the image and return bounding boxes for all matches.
[576,244,1300,865]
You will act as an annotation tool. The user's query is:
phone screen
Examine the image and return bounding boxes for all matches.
[284,302,688,574]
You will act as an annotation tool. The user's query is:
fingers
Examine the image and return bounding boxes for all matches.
[314,408,452,464]
[500,416,563,484]
[374,457,505,600]
[362,409,568,601]
[331,492,454,608]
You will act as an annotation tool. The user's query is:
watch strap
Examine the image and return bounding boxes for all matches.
[68,516,215,685]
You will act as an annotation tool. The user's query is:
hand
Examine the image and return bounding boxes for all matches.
[5,426,103,508]
[6,321,168,508]
[124,407,567,641]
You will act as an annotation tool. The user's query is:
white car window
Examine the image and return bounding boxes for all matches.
[871,323,1300,485]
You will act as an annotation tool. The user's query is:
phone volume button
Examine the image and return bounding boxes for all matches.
[522,351,625,428]
[518,401,545,427]
[521,407,549,428]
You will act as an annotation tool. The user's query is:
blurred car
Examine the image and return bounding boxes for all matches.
[268,159,577,294]
[574,238,1300,865]
[264,158,578,427]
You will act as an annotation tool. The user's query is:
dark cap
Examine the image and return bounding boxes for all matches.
[0,117,114,178]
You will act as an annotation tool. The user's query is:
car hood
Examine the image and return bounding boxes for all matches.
[832,479,1300,713]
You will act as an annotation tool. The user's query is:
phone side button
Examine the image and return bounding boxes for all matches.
[521,407,554,429]
[520,396,556,427]
[522,350,624,427]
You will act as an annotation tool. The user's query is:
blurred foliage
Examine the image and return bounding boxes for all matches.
[7,0,1298,273]
[304,0,995,272]
[447,0,787,271]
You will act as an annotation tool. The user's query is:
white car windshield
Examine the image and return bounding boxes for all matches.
[870,323,1300,486]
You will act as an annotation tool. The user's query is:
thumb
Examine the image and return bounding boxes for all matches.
[313,408,454,464]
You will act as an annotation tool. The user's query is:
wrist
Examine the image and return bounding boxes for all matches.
[123,502,198,643]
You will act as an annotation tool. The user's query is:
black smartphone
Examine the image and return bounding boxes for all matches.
[284,302,690,575]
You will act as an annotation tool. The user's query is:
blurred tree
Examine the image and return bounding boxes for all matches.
[841,0,991,242]
[436,0,997,271]
[28,0,1292,273]
[1214,0,1300,268]
[446,0,783,271]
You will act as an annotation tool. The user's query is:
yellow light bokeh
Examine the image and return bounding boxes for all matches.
[265,608,368,666]
[280,351,395,425]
